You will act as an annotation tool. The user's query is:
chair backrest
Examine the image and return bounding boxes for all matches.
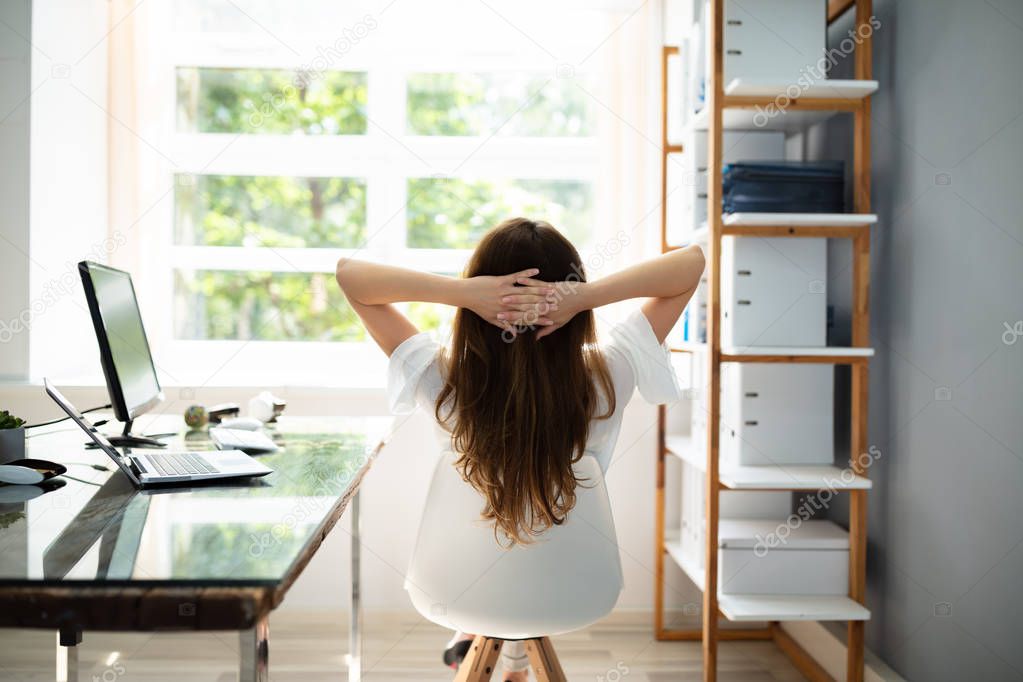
[405,452,623,640]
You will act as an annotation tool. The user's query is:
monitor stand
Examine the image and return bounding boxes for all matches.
[104,420,167,448]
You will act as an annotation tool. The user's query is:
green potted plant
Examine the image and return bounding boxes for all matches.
[0,410,26,465]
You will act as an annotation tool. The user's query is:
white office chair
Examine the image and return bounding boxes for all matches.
[405,452,623,681]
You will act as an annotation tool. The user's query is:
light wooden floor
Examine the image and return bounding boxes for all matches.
[0,611,806,681]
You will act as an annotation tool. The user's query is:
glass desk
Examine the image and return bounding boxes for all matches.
[0,415,393,682]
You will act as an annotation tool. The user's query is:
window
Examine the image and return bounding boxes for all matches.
[118,0,646,385]
[169,65,598,343]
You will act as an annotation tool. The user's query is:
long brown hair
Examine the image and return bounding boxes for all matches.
[436,218,616,545]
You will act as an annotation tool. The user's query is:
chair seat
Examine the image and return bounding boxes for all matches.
[405,453,623,639]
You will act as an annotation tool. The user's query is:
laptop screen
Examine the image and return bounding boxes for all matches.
[43,378,140,487]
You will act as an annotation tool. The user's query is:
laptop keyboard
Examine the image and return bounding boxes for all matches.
[142,452,219,477]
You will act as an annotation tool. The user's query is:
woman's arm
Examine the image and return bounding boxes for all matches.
[335,259,556,355]
[523,245,705,342]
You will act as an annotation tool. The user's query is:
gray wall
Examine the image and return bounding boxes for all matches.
[818,1,1023,680]
[0,0,31,380]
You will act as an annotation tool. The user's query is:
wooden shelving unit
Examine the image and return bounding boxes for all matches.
[655,2,876,680]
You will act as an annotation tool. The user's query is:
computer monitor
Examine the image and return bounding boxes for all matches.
[78,261,166,447]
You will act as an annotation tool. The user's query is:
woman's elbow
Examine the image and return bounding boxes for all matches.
[685,245,706,289]
[335,258,357,295]
[335,258,376,306]
[690,244,706,272]
[335,257,354,282]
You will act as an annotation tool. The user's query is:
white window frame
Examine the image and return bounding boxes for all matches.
[133,4,617,388]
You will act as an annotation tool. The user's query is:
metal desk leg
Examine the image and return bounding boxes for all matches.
[348,490,362,682]
[56,626,82,682]
[239,614,269,682]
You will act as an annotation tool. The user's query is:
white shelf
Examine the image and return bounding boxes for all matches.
[664,529,868,622]
[665,536,705,591]
[725,78,879,100]
[720,594,870,622]
[722,465,872,490]
[685,79,878,133]
[665,434,872,490]
[722,346,875,358]
[724,213,878,227]
[666,434,703,466]
[670,345,874,358]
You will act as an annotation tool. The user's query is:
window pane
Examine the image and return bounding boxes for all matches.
[175,174,366,248]
[407,178,594,250]
[174,270,364,342]
[177,67,367,134]
[407,73,593,136]
[406,302,455,335]
[403,268,461,338]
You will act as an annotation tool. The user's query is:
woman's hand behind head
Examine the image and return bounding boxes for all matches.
[497,276,592,340]
[461,268,558,332]
[534,279,591,339]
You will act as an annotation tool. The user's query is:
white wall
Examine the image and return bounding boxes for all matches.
[0,0,32,380]
[0,0,108,383]
[27,0,109,383]
[815,2,1023,680]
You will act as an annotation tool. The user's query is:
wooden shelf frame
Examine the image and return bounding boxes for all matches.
[720,351,871,364]
[666,209,878,251]
[722,224,866,238]
[654,3,875,681]
[722,94,863,112]
[659,45,681,254]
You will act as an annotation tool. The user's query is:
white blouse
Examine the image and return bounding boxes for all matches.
[387,308,682,473]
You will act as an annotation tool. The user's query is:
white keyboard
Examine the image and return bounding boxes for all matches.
[209,427,279,453]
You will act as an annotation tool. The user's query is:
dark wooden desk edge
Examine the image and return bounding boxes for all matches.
[0,438,387,633]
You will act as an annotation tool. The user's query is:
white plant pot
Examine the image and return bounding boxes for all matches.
[0,427,26,464]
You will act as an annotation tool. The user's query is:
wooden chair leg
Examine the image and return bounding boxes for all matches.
[524,637,567,682]
[454,635,504,682]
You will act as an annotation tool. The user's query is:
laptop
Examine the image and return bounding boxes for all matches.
[45,378,273,488]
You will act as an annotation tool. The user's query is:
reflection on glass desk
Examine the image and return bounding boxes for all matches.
[0,414,392,682]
